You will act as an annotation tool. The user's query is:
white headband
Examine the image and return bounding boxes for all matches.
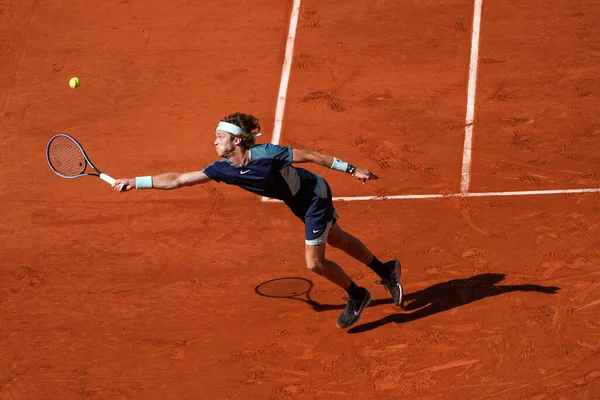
[216,121,262,136]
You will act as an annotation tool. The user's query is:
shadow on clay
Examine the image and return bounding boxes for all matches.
[347,272,560,334]
[254,273,559,333]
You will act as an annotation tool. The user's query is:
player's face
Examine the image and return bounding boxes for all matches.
[214,131,235,157]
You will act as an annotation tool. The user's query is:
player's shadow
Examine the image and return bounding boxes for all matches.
[348,272,559,334]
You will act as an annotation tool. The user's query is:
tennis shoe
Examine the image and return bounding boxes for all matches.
[336,288,371,329]
[378,259,403,306]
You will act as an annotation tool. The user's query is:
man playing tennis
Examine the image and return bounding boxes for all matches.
[113,112,403,329]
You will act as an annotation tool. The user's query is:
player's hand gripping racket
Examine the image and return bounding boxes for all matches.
[46,133,124,191]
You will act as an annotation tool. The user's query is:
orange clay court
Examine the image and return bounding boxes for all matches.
[1,0,600,399]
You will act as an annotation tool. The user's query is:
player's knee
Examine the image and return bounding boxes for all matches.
[306,259,325,275]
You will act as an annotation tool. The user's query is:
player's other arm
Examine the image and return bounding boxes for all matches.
[112,171,211,191]
[291,148,379,183]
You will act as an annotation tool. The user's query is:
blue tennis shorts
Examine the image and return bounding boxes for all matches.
[285,176,339,245]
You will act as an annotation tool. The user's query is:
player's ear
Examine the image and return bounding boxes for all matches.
[232,136,243,146]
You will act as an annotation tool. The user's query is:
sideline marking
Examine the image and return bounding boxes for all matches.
[262,0,301,202]
[270,0,301,147]
[263,188,600,203]
[460,0,483,193]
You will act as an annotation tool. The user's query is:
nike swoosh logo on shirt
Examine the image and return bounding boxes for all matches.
[240,170,250,174]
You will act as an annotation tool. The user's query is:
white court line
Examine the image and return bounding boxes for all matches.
[263,0,600,204]
[270,0,301,146]
[263,188,600,203]
[262,0,301,202]
[460,0,483,193]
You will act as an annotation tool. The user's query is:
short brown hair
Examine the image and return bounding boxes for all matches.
[221,112,261,148]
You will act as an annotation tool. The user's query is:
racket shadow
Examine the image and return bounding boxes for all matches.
[254,277,392,312]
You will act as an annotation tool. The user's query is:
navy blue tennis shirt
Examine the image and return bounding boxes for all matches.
[202,144,337,241]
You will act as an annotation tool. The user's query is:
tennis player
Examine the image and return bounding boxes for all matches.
[113,112,403,329]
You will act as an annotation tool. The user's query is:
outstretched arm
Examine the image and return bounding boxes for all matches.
[291,148,379,184]
[112,171,211,192]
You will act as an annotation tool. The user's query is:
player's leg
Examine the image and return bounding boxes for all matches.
[327,222,404,307]
[326,222,375,265]
[305,232,371,329]
[304,236,351,288]
[301,179,352,288]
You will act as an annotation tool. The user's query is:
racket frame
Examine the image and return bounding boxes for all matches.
[46,133,116,185]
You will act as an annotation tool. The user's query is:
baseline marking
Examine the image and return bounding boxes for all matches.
[460,0,483,193]
[263,188,600,203]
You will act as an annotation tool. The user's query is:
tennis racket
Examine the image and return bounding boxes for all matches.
[46,133,123,190]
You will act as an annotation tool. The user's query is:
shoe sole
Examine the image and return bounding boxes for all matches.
[337,290,372,329]
[392,260,404,307]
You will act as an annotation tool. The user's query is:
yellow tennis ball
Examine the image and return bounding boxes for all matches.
[69,77,80,88]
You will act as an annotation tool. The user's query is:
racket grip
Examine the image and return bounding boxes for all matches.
[99,173,116,186]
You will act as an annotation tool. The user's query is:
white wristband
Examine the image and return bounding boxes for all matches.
[135,176,153,189]
[330,157,349,172]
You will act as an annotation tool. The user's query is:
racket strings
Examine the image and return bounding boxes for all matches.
[48,136,86,176]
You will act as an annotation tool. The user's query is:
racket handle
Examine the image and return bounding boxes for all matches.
[99,173,116,186]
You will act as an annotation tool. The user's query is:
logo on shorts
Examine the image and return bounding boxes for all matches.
[240,170,251,174]
[312,229,322,234]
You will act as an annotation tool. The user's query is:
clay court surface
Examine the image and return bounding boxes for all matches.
[1,0,600,398]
